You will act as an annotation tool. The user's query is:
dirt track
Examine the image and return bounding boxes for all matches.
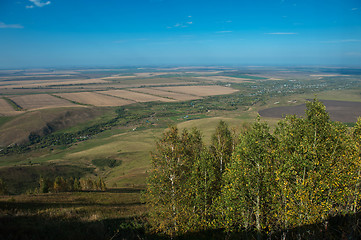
[259,100,361,123]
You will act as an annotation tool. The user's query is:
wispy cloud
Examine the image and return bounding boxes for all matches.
[26,5,34,9]
[352,8,358,11]
[265,32,298,35]
[321,39,361,43]
[0,22,24,29]
[167,18,193,29]
[29,0,51,7]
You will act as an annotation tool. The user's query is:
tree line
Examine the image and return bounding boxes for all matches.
[145,99,361,238]
[35,176,107,194]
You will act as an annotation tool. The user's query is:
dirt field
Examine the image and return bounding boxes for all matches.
[259,100,361,123]
[153,85,238,97]
[131,88,202,101]
[0,98,19,116]
[10,94,77,111]
[55,92,135,106]
[101,89,174,102]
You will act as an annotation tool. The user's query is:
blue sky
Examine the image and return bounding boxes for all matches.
[0,0,360,68]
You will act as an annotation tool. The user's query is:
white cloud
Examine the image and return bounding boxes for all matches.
[0,22,24,29]
[26,5,34,9]
[29,0,51,7]
[187,21,193,25]
[265,32,298,35]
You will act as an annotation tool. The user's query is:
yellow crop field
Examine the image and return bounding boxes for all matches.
[10,94,77,111]
[55,92,135,106]
[101,89,174,102]
[132,88,202,101]
[154,85,238,97]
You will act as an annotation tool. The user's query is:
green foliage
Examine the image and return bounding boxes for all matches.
[36,176,107,193]
[145,126,207,235]
[146,99,361,237]
[221,117,277,231]
[39,176,51,193]
[91,158,121,168]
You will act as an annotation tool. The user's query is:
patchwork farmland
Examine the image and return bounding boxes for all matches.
[101,89,174,102]
[9,94,77,111]
[54,92,135,106]
[131,88,202,101]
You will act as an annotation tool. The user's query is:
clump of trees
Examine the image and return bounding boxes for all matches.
[37,176,107,193]
[145,99,361,237]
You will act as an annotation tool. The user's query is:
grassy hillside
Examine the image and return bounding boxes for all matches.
[0,107,111,147]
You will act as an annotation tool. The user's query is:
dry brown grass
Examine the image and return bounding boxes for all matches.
[153,85,238,97]
[10,94,77,111]
[101,89,174,102]
[55,92,134,106]
[0,99,18,116]
[133,88,202,101]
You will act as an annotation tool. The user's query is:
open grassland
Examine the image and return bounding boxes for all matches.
[0,98,19,116]
[31,128,163,188]
[9,94,77,111]
[0,190,146,240]
[131,87,202,101]
[55,92,135,106]
[177,116,250,143]
[154,85,238,97]
[101,89,174,103]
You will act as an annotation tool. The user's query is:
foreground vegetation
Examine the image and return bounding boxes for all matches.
[145,99,361,238]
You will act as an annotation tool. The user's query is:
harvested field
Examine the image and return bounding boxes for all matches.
[9,94,76,111]
[0,98,18,116]
[101,89,174,102]
[55,92,134,106]
[194,76,253,83]
[153,85,238,97]
[133,88,202,101]
[259,100,361,123]
[0,78,109,89]
[134,72,174,78]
